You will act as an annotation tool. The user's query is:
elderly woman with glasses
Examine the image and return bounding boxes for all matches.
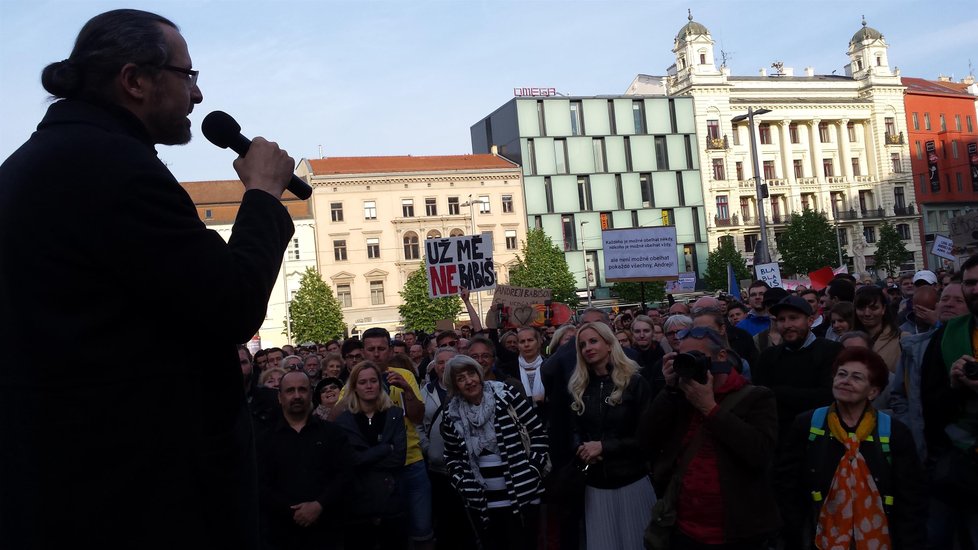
[661,314,693,355]
[777,347,926,550]
[568,322,655,549]
[440,355,548,550]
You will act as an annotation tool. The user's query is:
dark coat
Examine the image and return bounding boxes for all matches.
[776,409,927,550]
[335,408,408,521]
[0,99,294,548]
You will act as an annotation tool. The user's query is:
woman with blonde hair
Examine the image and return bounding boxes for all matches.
[568,322,655,549]
[548,323,577,355]
[335,361,408,549]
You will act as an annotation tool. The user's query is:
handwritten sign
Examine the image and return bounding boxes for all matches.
[425,233,496,298]
[755,262,783,289]
[932,234,956,261]
[602,227,679,282]
[486,285,553,328]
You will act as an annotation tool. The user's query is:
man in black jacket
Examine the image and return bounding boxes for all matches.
[0,9,296,548]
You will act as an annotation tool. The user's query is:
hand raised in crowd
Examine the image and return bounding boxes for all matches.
[290,501,323,527]
[913,302,938,327]
[577,441,603,464]
[949,355,978,394]
[386,369,411,391]
[662,352,678,387]
[460,287,471,304]
[232,136,295,198]
[679,371,717,415]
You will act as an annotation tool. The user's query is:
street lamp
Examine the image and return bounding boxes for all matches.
[459,195,484,322]
[580,220,592,308]
[731,107,772,265]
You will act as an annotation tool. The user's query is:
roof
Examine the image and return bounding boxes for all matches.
[676,10,709,40]
[850,17,883,44]
[306,154,517,176]
[179,180,247,204]
[902,77,975,98]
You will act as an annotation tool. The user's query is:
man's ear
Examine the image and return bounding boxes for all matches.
[118,62,152,101]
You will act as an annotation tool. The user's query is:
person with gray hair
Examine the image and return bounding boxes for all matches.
[839,330,873,349]
[662,314,693,354]
[440,355,548,549]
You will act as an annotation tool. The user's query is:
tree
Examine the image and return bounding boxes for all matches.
[611,281,666,305]
[398,264,463,333]
[702,236,751,291]
[508,228,580,307]
[873,221,912,277]
[776,209,841,276]
[286,267,347,344]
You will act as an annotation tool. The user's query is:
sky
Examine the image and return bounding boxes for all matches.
[2,0,976,183]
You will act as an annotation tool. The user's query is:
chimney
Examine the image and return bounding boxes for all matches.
[805,66,815,77]
[937,74,952,82]
[490,145,499,156]
[962,75,976,85]
[759,68,767,76]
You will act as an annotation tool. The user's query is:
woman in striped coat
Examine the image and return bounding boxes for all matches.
[441,355,548,550]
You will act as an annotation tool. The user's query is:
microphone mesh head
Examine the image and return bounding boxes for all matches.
[201,111,240,148]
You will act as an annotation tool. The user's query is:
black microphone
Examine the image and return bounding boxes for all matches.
[201,111,312,200]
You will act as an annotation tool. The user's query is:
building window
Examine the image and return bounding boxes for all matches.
[632,100,646,133]
[662,208,674,226]
[364,201,377,220]
[744,234,758,252]
[890,153,902,173]
[801,193,816,211]
[957,173,964,192]
[924,113,931,130]
[848,122,857,142]
[851,158,861,176]
[818,122,830,143]
[940,114,946,131]
[570,101,584,136]
[955,114,962,131]
[623,136,633,171]
[758,124,771,145]
[425,198,437,216]
[544,177,554,212]
[502,195,514,213]
[555,139,568,174]
[894,187,906,209]
[478,195,490,214]
[952,140,959,159]
[823,158,834,177]
[526,139,537,174]
[427,230,442,240]
[578,177,592,210]
[366,237,380,259]
[505,230,518,250]
[333,240,347,261]
[732,127,741,146]
[837,228,848,246]
[204,209,212,219]
[608,100,617,134]
[712,158,726,180]
[684,136,694,169]
[863,226,876,244]
[448,196,460,215]
[915,141,922,160]
[740,197,751,220]
[287,238,300,261]
[763,160,776,180]
[735,161,744,181]
[884,117,896,136]
[450,228,464,237]
[330,202,343,222]
[789,123,799,144]
[561,215,576,251]
[336,284,352,308]
[707,120,720,139]
[536,100,546,136]
[654,136,668,169]
[370,281,385,305]
[794,159,804,178]
[403,232,419,260]
[896,224,911,240]
[593,138,606,172]
[600,211,613,230]
[640,173,653,207]
[912,112,919,130]
[401,199,414,218]
[716,195,729,220]
[699,52,707,64]
[615,175,624,209]
[968,115,974,132]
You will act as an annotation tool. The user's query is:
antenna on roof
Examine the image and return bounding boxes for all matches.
[969,58,975,76]
[318,144,324,159]
[720,47,734,69]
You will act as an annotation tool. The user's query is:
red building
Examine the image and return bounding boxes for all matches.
[903,76,978,268]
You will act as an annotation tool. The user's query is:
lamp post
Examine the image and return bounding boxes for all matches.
[460,195,484,322]
[732,107,772,265]
[580,220,592,308]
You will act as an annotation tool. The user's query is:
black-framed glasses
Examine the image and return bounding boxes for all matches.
[161,64,199,86]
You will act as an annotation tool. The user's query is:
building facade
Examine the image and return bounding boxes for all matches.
[180,180,316,349]
[295,155,525,336]
[471,95,708,298]
[629,15,923,277]
[902,76,978,269]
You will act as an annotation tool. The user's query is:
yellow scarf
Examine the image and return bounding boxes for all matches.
[815,405,892,550]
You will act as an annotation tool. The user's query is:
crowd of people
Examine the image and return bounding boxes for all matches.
[238,257,978,550]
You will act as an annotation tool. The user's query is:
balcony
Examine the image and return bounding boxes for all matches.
[797,177,819,187]
[861,207,885,219]
[834,209,860,221]
[771,213,791,224]
[885,132,905,145]
[893,205,916,216]
[706,135,729,150]
[714,214,742,227]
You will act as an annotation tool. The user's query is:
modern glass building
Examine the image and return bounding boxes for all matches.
[471,96,708,299]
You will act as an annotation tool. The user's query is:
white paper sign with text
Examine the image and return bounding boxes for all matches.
[755,262,783,288]
[425,233,496,298]
[602,227,680,281]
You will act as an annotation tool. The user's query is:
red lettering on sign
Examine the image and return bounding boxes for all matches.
[429,265,459,296]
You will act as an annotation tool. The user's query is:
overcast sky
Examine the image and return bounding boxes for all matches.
[2,0,976,182]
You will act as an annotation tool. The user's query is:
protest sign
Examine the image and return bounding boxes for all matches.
[664,272,697,293]
[931,235,956,261]
[425,233,496,298]
[949,211,978,248]
[485,285,551,328]
[602,227,679,282]
[755,262,783,288]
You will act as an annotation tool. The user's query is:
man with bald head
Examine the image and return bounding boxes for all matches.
[900,285,939,335]
[669,302,691,316]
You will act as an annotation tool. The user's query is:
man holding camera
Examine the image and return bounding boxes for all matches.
[639,326,780,548]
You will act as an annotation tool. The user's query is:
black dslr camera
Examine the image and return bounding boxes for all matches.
[674,350,711,384]
[964,361,978,381]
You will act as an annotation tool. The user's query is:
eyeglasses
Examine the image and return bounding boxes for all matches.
[161,64,199,86]
[469,353,494,361]
[344,353,364,360]
[441,340,459,347]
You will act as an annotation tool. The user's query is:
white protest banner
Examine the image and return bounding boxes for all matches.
[755,262,783,288]
[931,235,957,261]
[602,226,679,281]
[425,233,496,298]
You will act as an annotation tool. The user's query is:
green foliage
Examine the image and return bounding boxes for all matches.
[398,264,463,333]
[612,281,666,305]
[873,221,912,277]
[776,209,841,276]
[286,267,347,344]
[508,228,580,307]
[703,236,751,291]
